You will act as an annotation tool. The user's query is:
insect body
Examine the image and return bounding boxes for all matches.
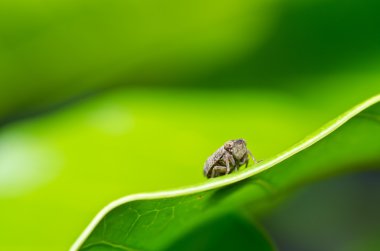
[203,139,257,179]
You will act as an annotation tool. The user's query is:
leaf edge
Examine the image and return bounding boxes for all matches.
[71,94,380,251]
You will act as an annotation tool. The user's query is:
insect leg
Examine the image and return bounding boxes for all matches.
[247,150,258,164]
[211,166,228,178]
[223,154,232,174]
[239,153,249,168]
[227,153,237,171]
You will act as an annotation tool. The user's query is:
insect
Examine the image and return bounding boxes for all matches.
[203,139,257,179]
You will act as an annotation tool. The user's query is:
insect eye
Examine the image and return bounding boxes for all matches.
[224,141,233,149]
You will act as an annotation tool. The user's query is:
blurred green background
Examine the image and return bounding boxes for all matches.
[0,0,379,250]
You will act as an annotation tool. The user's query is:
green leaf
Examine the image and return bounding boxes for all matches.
[165,212,275,251]
[72,94,379,250]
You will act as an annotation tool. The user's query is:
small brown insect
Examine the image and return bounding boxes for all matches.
[203,139,257,179]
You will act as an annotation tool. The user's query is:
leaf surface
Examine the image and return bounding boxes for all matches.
[72,95,380,251]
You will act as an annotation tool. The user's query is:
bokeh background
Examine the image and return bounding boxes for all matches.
[0,0,379,250]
